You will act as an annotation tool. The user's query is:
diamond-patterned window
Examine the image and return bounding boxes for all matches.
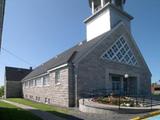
[120,48,125,55]
[112,45,118,53]
[107,49,114,58]
[101,36,138,66]
[116,41,122,48]
[117,52,123,60]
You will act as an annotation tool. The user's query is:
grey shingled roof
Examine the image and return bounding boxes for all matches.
[5,66,32,81]
[22,32,110,81]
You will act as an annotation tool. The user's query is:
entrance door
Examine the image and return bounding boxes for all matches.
[123,78,128,95]
[112,76,121,95]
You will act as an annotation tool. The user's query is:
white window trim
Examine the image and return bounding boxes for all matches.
[47,63,68,73]
[35,78,43,87]
[55,70,61,86]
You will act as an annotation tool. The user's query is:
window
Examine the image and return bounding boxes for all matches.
[120,48,125,55]
[124,44,129,51]
[112,45,118,53]
[116,41,122,48]
[45,98,51,104]
[36,96,40,102]
[24,81,29,88]
[35,78,42,87]
[120,37,126,44]
[107,49,114,58]
[101,36,138,66]
[55,70,60,84]
[29,80,34,87]
[124,54,130,62]
[43,75,49,86]
[112,77,121,91]
[29,95,33,99]
[117,52,123,60]
[128,50,133,57]
[103,53,109,59]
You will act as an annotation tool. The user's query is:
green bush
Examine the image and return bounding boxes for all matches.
[0,86,4,97]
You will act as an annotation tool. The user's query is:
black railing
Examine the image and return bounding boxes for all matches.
[80,89,160,110]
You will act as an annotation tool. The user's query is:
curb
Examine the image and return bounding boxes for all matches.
[130,110,160,120]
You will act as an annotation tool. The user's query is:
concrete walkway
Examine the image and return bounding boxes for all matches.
[1,100,67,120]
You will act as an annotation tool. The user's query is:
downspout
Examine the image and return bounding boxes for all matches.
[74,65,78,107]
[67,51,78,107]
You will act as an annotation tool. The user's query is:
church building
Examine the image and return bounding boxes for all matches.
[5,0,151,107]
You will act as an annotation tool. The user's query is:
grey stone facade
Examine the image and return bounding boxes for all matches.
[5,1,151,108]
[23,67,70,107]
[22,23,151,107]
[76,24,151,102]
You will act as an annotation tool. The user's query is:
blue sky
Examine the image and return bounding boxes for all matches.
[0,0,160,86]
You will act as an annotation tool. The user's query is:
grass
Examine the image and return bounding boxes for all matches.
[7,98,81,120]
[8,98,69,113]
[0,101,42,120]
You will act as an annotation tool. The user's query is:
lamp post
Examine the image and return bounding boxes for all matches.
[124,74,129,79]
[124,74,129,95]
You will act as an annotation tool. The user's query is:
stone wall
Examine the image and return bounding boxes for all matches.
[23,67,70,107]
[77,24,151,100]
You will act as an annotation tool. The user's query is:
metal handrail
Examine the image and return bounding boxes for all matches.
[80,88,159,110]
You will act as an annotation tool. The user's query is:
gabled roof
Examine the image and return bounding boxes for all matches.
[5,66,32,81]
[22,22,151,81]
[22,31,110,81]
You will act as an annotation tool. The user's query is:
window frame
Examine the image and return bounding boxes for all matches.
[55,70,60,85]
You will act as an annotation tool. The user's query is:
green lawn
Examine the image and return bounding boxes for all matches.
[7,98,78,119]
[0,101,42,120]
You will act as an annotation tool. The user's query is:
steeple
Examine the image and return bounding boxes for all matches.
[85,0,133,41]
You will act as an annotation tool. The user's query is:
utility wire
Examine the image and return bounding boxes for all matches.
[1,47,33,66]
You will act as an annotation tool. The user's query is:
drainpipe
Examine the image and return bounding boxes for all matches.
[67,51,78,107]
[74,72,78,107]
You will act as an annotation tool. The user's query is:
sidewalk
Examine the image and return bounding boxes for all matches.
[1,100,67,120]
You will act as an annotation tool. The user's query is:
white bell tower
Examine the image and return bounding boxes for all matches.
[85,0,133,41]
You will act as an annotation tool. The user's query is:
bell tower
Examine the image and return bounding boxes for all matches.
[85,0,133,41]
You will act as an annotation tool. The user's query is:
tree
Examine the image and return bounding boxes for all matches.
[0,86,4,97]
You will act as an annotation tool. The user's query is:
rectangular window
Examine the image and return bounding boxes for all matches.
[35,78,42,87]
[25,81,29,88]
[43,75,49,86]
[55,70,60,84]
[45,98,51,104]
[29,80,34,87]
[36,96,40,102]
